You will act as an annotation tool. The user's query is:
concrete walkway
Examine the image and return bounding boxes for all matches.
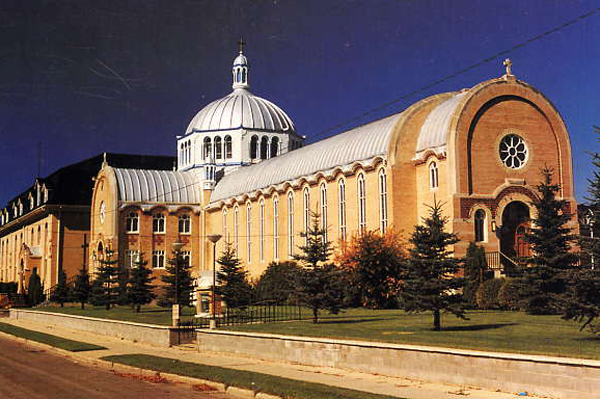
[1,317,540,399]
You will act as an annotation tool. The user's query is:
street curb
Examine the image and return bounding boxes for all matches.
[0,329,283,399]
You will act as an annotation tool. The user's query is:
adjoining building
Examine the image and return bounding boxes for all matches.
[0,153,175,292]
[90,47,577,288]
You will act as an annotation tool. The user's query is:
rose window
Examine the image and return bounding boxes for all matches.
[499,134,528,169]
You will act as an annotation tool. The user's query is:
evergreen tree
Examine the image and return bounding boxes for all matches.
[255,261,300,303]
[116,268,131,306]
[90,252,119,310]
[519,167,578,315]
[335,229,406,309]
[293,212,346,323]
[72,267,91,310]
[463,242,488,307]
[562,127,600,333]
[52,269,70,307]
[159,250,193,307]
[27,270,44,306]
[399,201,466,331]
[216,243,253,308]
[128,253,156,313]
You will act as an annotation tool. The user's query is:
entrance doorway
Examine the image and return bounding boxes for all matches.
[501,201,530,273]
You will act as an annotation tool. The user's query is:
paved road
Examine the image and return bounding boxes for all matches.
[0,336,227,399]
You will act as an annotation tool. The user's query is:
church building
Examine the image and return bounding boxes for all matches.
[89,46,577,287]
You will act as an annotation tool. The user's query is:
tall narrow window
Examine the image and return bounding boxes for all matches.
[178,214,191,234]
[234,206,240,254]
[250,136,258,159]
[287,192,294,258]
[153,213,165,233]
[204,137,212,160]
[152,250,165,269]
[214,136,222,159]
[246,203,252,262]
[260,137,268,159]
[126,250,140,268]
[181,251,191,268]
[273,196,279,260]
[357,173,366,234]
[303,187,310,244]
[222,208,228,242]
[338,179,347,241]
[429,161,438,189]
[474,209,486,242]
[126,212,139,233]
[225,136,232,159]
[379,168,388,233]
[259,199,265,261]
[270,137,279,158]
[320,183,328,242]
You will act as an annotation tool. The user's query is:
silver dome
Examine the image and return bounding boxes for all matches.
[185,88,296,134]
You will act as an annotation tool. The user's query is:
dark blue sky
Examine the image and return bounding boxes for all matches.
[0,0,598,207]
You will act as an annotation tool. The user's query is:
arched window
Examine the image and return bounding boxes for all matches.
[273,196,279,260]
[357,173,366,234]
[474,209,486,242]
[37,226,40,245]
[260,136,268,160]
[320,182,328,242]
[259,199,265,261]
[126,212,139,233]
[270,137,279,158]
[379,168,388,233]
[250,136,258,159]
[178,214,191,234]
[179,142,184,166]
[153,212,165,233]
[203,137,212,160]
[303,187,310,244]
[287,192,294,258]
[214,136,222,159]
[234,206,240,254]
[429,161,438,189]
[222,208,228,241]
[246,203,252,262]
[237,68,242,83]
[188,140,193,164]
[225,136,233,159]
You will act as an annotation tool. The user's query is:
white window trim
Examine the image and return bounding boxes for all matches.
[152,250,166,269]
[259,199,265,261]
[287,192,294,258]
[357,173,366,234]
[379,168,388,233]
[126,212,139,234]
[320,182,328,242]
[429,161,439,190]
[273,196,279,260]
[178,213,191,234]
[246,202,252,262]
[153,212,166,234]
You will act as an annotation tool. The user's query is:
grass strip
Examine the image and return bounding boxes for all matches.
[0,322,106,352]
[102,353,402,399]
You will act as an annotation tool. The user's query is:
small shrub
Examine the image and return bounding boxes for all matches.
[476,278,505,310]
[498,278,521,310]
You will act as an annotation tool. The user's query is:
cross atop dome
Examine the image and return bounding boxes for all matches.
[503,58,514,78]
[232,39,249,90]
[238,37,245,54]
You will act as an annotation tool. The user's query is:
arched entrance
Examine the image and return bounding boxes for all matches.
[501,201,531,259]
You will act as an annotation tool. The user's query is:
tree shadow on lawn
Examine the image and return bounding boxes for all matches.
[316,318,390,325]
[441,323,518,332]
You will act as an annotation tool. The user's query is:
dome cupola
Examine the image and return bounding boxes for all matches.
[232,38,249,90]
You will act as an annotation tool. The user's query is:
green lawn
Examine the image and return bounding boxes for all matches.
[225,309,600,360]
[102,354,401,399]
[36,305,197,326]
[0,322,106,352]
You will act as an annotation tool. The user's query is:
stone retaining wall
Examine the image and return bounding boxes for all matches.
[10,309,172,347]
[197,330,600,399]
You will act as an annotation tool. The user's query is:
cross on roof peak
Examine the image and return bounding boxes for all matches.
[238,37,245,54]
[503,58,513,76]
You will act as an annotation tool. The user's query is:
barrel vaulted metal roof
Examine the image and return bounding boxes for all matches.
[114,168,200,203]
[185,88,295,134]
[415,91,466,153]
[210,112,402,203]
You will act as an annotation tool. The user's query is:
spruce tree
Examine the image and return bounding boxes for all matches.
[72,267,91,310]
[216,243,253,308]
[463,242,488,307]
[159,250,193,307]
[562,127,600,333]
[399,201,466,331]
[255,261,300,303]
[293,212,345,323]
[128,253,156,313]
[519,167,578,315]
[52,269,70,307]
[90,252,119,310]
[27,270,44,306]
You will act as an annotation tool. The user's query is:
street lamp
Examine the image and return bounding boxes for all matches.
[171,241,184,327]
[207,234,222,329]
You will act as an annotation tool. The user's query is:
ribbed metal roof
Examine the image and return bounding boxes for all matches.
[185,88,295,134]
[416,92,466,153]
[210,112,401,202]
[114,168,200,203]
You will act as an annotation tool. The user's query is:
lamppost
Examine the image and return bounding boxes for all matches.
[171,241,184,327]
[207,234,222,329]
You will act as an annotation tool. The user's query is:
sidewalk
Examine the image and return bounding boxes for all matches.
[1,317,539,399]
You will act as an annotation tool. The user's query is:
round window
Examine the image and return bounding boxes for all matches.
[499,134,528,169]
